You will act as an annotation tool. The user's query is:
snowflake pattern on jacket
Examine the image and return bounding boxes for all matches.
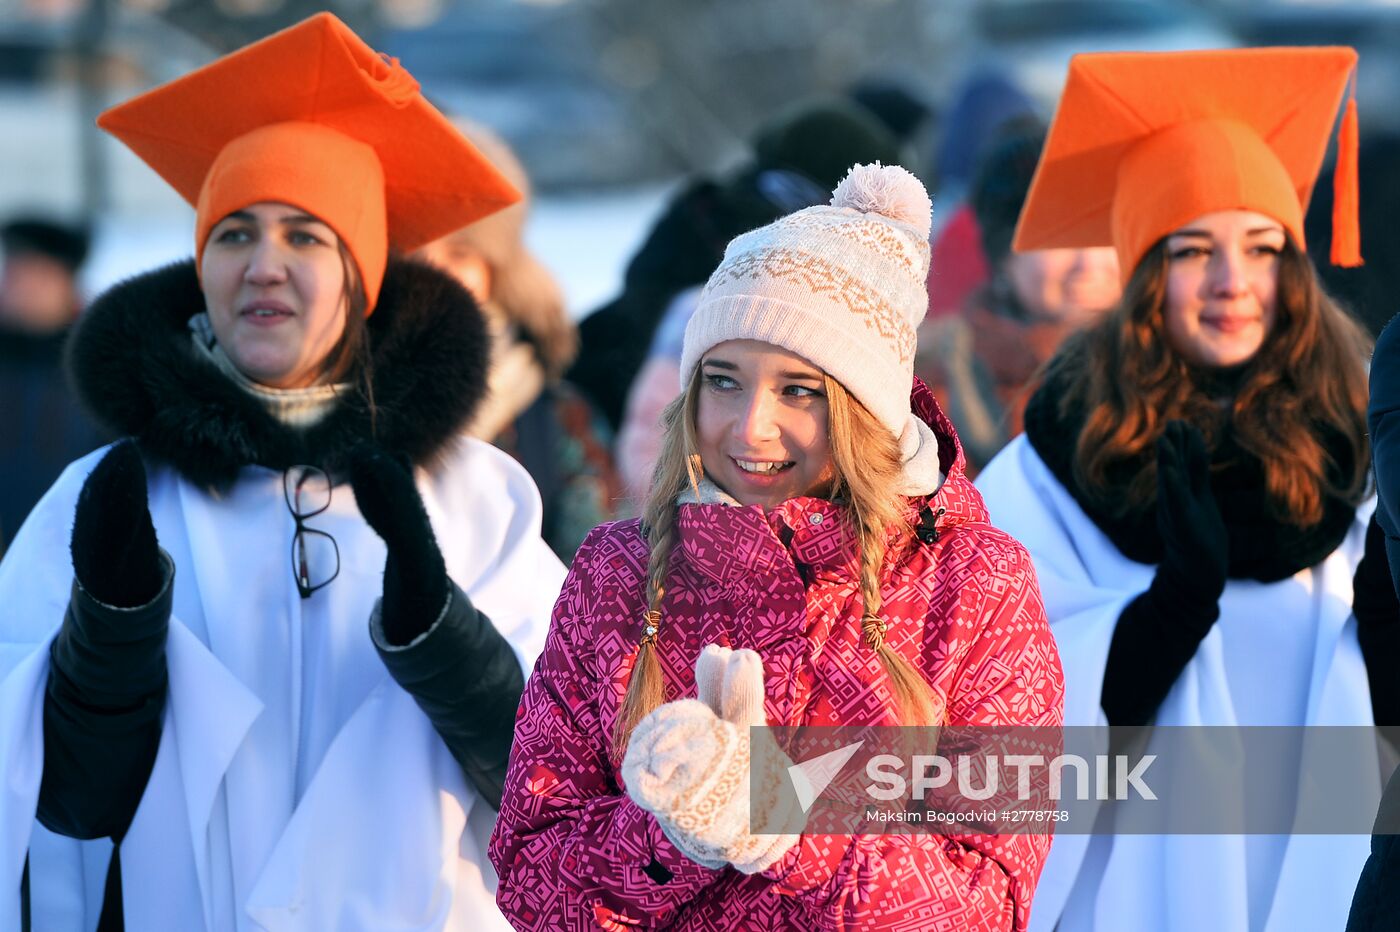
[489,383,1065,931]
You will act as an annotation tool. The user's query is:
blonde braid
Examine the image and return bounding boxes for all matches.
[860,535,944,727]
[611,380,705,758]
[611,507,678,760]
[828,375,944,727]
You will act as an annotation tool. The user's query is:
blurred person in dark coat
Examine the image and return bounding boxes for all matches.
[917,128,1119,474]
[1347,278,1400,932]
[0,216,105,549]
[924,70,1039,321]
[569,99,901,430]
[848,76,937,180]
[417,121,621,560]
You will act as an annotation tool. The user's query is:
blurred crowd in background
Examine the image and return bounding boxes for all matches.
[5,0,1400,557]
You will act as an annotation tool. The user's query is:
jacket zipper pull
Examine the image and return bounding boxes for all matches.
[917,506,945,544]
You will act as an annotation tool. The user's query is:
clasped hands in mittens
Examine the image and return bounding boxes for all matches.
[1154,420,1229,610]
[348,446,449,646]
[71,440,165,608]
[622,645,802,875]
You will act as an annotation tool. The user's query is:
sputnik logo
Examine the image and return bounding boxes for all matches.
[787,740,865,812]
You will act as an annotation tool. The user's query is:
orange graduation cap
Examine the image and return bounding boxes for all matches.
[1013,47,1362,282]
[97,12,520,313]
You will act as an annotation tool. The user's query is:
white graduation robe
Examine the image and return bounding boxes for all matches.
[0,434,565,931]
[976,435,1379,932]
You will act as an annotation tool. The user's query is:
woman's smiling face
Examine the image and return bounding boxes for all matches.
[695,339,834,509]
[1162,209,1283,369]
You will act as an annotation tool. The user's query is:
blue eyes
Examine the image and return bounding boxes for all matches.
[702,373,823,398]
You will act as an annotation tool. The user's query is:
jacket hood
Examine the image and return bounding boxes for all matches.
[910,376,969,499]
[67,255,489,488]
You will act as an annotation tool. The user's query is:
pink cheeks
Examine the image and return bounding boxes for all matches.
[694,339,833,510]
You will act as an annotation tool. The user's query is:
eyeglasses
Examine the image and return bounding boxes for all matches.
[284,465,340,599]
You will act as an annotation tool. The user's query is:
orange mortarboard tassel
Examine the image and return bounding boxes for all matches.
[1331,78,1363,268]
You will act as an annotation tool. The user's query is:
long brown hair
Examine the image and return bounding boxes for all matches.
[611,368,942,758]
[1047,237,1370,526]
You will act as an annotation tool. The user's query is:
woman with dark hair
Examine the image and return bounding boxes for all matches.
[0,15,564,930]
[977,47,1392,931]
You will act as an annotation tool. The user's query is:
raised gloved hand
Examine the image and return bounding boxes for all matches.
[349,446,449,646]
[1152,420,1229,612]
[1102,421,1230,726]
[70,440,165,608]
[622,645,802,874]
[47,440,172,843]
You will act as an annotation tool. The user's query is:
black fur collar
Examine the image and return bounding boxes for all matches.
[1022,373,1357,583]
[67,256,489,489]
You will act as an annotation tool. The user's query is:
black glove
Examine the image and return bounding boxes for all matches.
[1102,421,1228,726]
[350,446,449,646]
[43,441,172,842]
[70,441,164,608]
[1152,420,1229,611]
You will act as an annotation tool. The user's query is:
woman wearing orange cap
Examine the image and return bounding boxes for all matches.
[976,48,1390,931]
[0,14,564,932]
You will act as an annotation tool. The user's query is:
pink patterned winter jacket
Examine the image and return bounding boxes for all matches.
[489,385,1065,931]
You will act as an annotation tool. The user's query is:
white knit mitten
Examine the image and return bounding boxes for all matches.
[622,645,803,874]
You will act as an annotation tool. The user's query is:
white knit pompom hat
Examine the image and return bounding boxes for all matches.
[679,162,938,491]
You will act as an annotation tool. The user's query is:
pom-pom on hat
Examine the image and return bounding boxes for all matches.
[96,12,520,314]
[1014,47,1361,282]
[680,162,934,481]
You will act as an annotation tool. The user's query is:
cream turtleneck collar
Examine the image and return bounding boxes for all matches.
[189,313,351,428]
